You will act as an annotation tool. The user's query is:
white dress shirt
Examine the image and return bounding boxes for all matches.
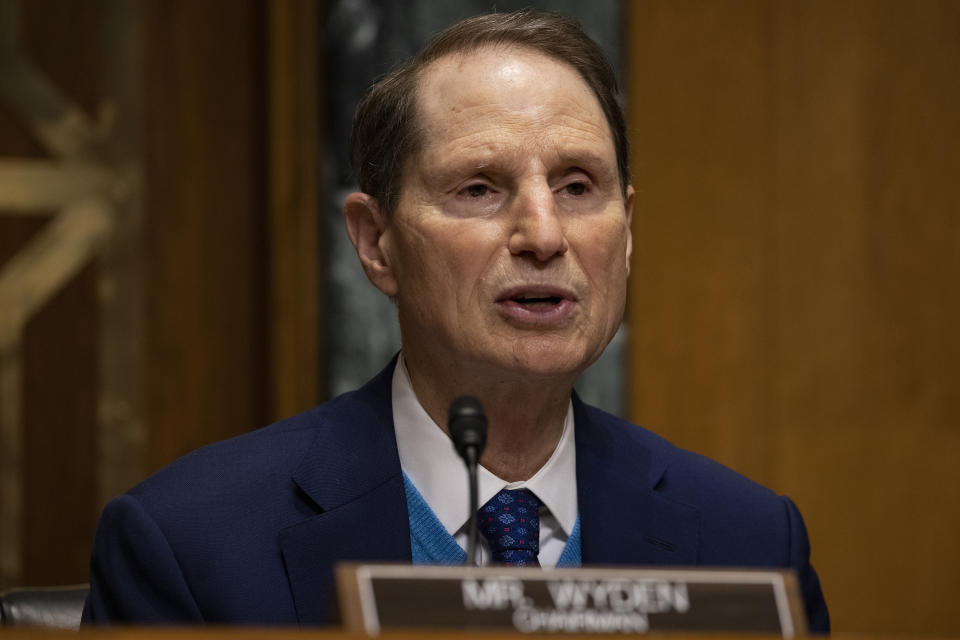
[392,354,578,567]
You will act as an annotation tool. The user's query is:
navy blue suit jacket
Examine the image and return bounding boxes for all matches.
[83,360,829,631]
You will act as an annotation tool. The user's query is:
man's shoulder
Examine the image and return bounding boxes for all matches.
[132,407,315,491]
[125,381,386,520]
[85,371,401,625]
[119,408,313,530]
[577,402,783,515]
[134,360,395,485]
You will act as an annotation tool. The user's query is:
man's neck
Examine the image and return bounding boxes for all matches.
[402,352,576,482]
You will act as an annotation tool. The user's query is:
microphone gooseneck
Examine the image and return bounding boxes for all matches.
[449,395,488,567]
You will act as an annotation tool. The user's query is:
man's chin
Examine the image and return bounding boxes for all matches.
[501,341,595,380]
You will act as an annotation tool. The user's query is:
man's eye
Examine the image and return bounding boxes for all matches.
[464,184,488,198]
[565,182,586,196]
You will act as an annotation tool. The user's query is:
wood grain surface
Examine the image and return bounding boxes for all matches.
[627,0,960,634]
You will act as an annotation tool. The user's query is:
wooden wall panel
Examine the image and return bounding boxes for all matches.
[628,0,960,634]
[0,0,111,587]
[0,103,44,158]
[626,0,779,486]
[267,0,322,419]
[142,0,268,472]
[0,219,47,265]
[772,1,960,633]
[2,0,322,589]
[22,260,99,585]
[142,0,324,469]
[20,0,101,115]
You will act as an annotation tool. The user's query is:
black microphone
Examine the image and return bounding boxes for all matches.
[449,395,487,567]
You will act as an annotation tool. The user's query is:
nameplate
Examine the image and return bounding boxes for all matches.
[337,564,807,636]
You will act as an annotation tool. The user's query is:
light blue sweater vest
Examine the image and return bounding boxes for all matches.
[402,472,582,567]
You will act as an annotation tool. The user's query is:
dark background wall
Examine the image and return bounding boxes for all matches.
[0,0,958,634]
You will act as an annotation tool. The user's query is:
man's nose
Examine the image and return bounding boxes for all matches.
[507,183,569,262]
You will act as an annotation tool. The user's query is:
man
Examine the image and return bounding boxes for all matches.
[83,10,829,632]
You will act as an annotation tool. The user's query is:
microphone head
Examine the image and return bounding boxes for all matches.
[448,395,488,462]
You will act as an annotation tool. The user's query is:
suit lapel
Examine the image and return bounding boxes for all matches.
[277,364,703,623]
[574,396,700,566]
[279,358,411,625]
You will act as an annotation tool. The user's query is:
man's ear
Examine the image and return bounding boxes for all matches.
[344,192,398,296]
[624,185,635,276]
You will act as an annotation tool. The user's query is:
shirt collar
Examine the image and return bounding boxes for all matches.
[392,354,578,538]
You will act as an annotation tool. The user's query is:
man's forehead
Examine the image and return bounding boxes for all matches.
[419,47,598,115]
[413,46,614,159]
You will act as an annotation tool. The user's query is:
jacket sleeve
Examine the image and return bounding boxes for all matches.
[82,493,204,624]
[783,496,830,634]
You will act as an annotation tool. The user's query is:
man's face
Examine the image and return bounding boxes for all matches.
[377,47,633,380]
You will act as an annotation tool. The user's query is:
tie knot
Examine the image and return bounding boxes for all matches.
[478,488,541,567]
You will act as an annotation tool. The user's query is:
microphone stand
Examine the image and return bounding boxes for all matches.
[464,445,480,566]
[449,396,488,567]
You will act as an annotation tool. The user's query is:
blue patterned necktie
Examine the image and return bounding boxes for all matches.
[478,488,542,567]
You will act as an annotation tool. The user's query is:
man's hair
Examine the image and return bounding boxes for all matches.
[349,9,629,215]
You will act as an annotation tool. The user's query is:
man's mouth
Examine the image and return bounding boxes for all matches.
[511,294,564,308]
[496,286,577,324]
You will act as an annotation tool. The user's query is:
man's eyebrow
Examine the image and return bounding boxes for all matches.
[420,144,616,185]
[554,149,616,170]
[424,155,514,185]
[425,161,489,183]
